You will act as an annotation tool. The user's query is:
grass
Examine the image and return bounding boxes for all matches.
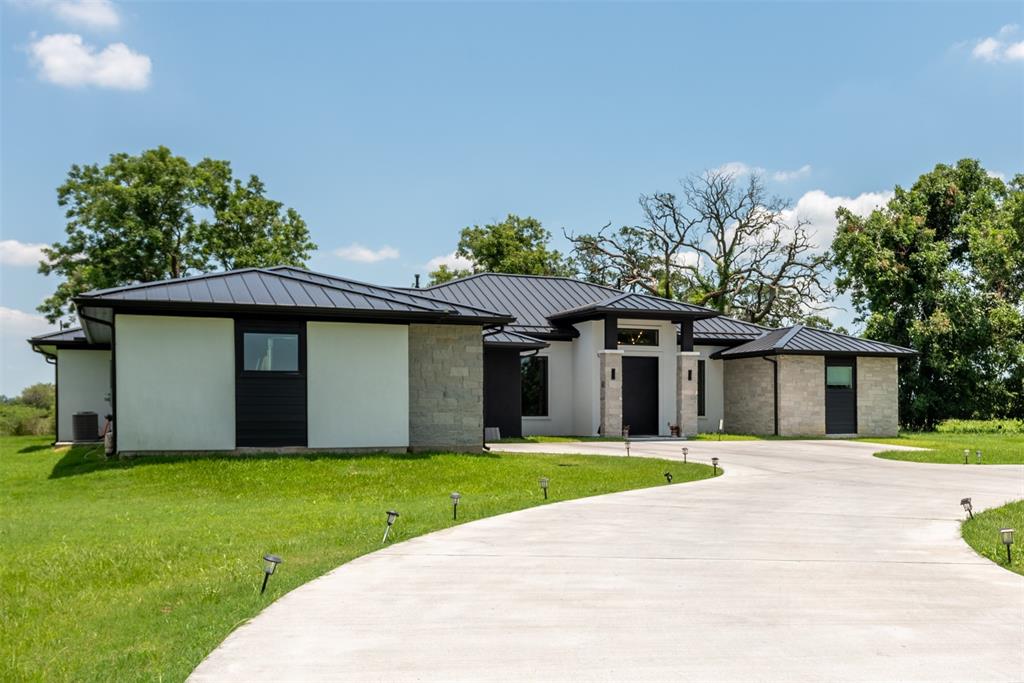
[862,432,1024,465]
[0,435,715,682]
[962,500,1024,576]
[496,433,764,443]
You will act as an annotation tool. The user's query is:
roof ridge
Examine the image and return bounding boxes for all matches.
[254,269,442,313]
[79,268,266,298]
[30,327,83,340]
[773,324,805,349]
[419,271,625,294]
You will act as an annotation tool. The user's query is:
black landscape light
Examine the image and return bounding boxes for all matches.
[664,472,673,484]
[1000,528,1015,565]
[976,449,982,464]
[625,438,631,457]
[961,497,973,520]
[963,449,970,465]
[711,456,719,475]
[450,492,461,520]
[682,447,689,464]
[383,510,400,543]
[261,554,282,595]
[539,476,549,499]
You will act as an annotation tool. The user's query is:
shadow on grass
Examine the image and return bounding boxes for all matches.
[48,444,500,480]
[18,443,55,454]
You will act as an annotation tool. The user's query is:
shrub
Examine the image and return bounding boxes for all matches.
[0,404,54,437]
[935,418,1023,434]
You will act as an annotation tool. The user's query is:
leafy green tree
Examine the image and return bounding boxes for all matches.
[832,159,1023,428]
[38,146,316,322]
[428,214,573,285]
[19,383,55,410]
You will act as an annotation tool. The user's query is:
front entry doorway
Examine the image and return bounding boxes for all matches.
[825,358,857,435]
[622,356,659,436]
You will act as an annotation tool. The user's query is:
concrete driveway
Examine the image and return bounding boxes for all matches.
[191,440,1024,682]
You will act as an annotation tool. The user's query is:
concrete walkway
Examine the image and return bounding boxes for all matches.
[191,440,1024,682]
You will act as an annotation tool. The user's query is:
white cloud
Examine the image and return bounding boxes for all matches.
[29,33,151,90]
[714,161,762,177]
[333,244,400,263]
[772,164,812,182]
[0,240,47,266]
[670,251,700,269]
[52,0,120,29]
[780,189,894,249]
[0,307,57,397]
[426,251,474,271]
[0,306,52,338]
[968,25,1024,62]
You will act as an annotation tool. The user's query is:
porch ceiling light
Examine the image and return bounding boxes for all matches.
[451,492,461,520]
[960,497,973,520]
[383,510,400,543]
[261,554,282,595]
[539,476,549,499]
[1000,528,1014,565]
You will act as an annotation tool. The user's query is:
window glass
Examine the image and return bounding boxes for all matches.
[521,356,549,417]
[243,333,299,372]
[826,365,853,388]
[617,328,659,346]
[697,359,706,417]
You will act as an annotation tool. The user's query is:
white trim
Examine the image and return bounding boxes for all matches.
[677,351,701,357]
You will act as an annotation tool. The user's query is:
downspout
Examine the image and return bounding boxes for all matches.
[79,312,116,454]
[761,356,779,436]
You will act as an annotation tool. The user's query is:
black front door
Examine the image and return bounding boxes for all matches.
[484,348,522,439]
[825,358,857,435]
[236,320,307,447]
[622,356,659,436]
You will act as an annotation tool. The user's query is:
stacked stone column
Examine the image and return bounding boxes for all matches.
[598,350,623,436]
[676,351,700,437]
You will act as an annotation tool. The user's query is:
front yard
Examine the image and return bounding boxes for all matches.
[864,432,1024,465]
[962,500,1024,576]
[0,435,712,681]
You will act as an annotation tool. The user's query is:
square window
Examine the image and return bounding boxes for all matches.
[826,365,853,388]
[243,332,299,372]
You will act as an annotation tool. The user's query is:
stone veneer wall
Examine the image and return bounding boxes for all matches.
[722,356,775,435]
[408,324,484,452]
[598,350,623,436]
[856,356,899,436]
[676,352,699,436]
[776,355,826,436]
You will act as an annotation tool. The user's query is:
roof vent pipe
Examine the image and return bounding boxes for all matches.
[414,274,421,288]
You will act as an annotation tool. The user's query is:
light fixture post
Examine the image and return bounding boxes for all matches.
[711,456,719,475]
[1001,528,1014,565]
[976,449,982,464]
[539,476,549,500]
[963,449,969,465]
[261,554,282,595]
[960,497,973,520]
[383,510,400,543]
[664,472,673,484]
[450,492,461,520]
[682,447,688,464]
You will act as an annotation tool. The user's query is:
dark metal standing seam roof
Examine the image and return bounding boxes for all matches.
[74,268,513,324]
[419,273,716,334]
[712,325,918,359]
[547,291,718,322]
[691,315,772,342]
[482,329,549,350]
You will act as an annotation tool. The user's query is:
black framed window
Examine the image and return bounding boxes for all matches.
[825,364,854,388]
[617,328,659,346]
[697,359,706,417]
[242,332,300,372]
[521,356,549,417]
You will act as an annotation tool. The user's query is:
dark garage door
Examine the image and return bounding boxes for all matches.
[825,358,857,435]
[623,356,658,436]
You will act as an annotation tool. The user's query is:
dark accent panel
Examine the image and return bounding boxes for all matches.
[622,356,659,436]
[697,359,706,417]
[604,314,619,350]
[825,357,857,435]
[484,348,522,439]
[680,319,694,352]
[235,319,307,447]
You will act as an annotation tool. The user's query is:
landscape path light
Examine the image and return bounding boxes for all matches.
[450,492,461,520]
[682,447,688,464]
[960,497,973,520]
[539,476,549,499]
[963,449,970,465]
[1000,528,1014,565]
[664,472,673,484]
[383,510,400,543]
[711,456,719,475]
[976,449,982,464]
[261,554,282,595]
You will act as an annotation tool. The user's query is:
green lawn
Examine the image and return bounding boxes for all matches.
[0,435,714,682]
[962,500,1024,576]
[862,432,1024,464]
[496,433,762,443]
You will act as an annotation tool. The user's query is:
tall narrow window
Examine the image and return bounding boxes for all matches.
[697,359,706,417]
[521,356,549,417]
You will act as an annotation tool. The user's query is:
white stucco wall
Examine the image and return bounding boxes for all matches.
[57,349,111,442]
[522,340,574,436]
[571,320,602,435]
[115,315,235,452]
[307,322,409,448]
[695,345,725,434]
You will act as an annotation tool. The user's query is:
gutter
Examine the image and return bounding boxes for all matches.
[761,356,779,436]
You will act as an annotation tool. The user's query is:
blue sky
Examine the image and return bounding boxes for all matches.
[2,0,1022,395]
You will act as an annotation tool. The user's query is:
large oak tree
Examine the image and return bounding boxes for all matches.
[39,146,316,322]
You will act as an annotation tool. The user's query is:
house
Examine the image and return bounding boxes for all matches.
[29,267,915,455]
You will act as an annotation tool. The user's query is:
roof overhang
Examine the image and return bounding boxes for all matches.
[548,307,718,326]
[711,348,919,360]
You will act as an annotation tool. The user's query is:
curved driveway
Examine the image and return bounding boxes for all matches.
[191,440,1023,682]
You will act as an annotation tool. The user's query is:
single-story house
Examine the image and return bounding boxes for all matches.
[29,267,915,455]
